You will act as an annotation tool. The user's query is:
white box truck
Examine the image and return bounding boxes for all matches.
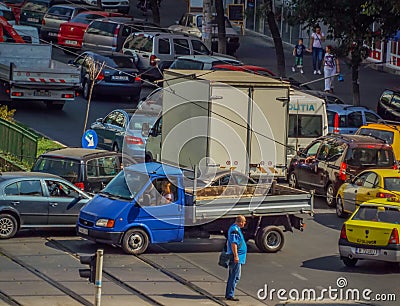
[145,70,291,179]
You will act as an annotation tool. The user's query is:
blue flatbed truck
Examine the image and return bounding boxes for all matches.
[77,162,313,255]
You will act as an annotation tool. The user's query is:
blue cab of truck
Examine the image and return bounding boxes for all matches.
[77,162,310,255]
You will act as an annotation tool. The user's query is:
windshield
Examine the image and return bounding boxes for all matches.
[357,128,394,144]
[32,157,80,180]
[95,55,136,68]
[288,114,322,138]
[128,115,156,130]
[22,0,49,13]
[384,177,400,192]
[346,147,394,167]
[353,206,400,223]
[101,170,149,200]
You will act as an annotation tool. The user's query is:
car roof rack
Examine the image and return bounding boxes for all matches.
[376,119,400,130]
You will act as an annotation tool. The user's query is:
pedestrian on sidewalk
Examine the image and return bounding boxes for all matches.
[225,215,247,302]
[292,38,311,74]
[310,25,325,75]
[323,45,340,93]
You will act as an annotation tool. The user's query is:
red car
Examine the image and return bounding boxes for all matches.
[212,64,276,77]
[2,0,27,23]
[58,11,125,50]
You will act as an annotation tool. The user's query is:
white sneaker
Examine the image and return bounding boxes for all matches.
[317,70,322,75]
[300,69,304,74]
[313,70,317,75]
[292,67,295,72]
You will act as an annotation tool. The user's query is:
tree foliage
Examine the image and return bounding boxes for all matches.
[292,0,400,105]
[0,105,15,122]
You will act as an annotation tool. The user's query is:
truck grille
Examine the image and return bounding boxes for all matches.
[79,218,94,227]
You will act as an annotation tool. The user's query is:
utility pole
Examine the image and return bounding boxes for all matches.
[202,0,212,50]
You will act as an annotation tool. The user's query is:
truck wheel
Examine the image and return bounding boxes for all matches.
[255,226,284,253]
[0,214,18,239]
[336,196,346,218]
[342,257,358,267]
[288,172,299,189]
[122,228,149,255]
[326,183,336,207]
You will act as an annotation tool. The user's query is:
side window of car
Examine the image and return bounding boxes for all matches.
[390,94,400,112]
[121,25,131,37]
[173,38,190,55]
[191,40,210,55]
[305,141,321,157]
[326,142,345,162]
[380,90,393,106]
[317,143,330,160]
[104,111,118,125]
[365,111,380,123]
[347,111,363,128]
[363,172,378,188]
[18,180,43,196]
[114,112,126,128]
[97,157,118,176]
[86,159,97,177]
[158,38,170,54]
[354,173,368,186]
[4,182,19,196]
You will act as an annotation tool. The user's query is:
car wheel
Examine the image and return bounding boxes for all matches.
[122,228,149,255]
[255,226,284,253]
[326,183,336,207]
[0,214,18,239]
[288,172,299,189]
[342,257,358,267]
[336,196,346,218]
[112,143,120,152]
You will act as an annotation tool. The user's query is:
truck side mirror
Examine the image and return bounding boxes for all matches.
[142,122,150,137]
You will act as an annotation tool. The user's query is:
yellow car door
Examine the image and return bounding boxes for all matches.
[356,172,379,205]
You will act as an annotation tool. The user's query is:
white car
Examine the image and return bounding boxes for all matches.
[169,55,243,70]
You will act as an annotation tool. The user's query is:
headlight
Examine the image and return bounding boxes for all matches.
[96,219,115,228]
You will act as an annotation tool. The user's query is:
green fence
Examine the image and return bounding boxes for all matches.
[0,117,38,165]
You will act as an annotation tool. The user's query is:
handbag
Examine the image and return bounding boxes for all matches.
[218,243,233,268]
[218,230,241,268]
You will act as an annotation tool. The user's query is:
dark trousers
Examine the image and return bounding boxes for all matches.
[312,47,324,70]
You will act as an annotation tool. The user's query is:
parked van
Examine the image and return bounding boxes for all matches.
[122,32,212,80]
[287,89,328,164]
[82,17,164,53]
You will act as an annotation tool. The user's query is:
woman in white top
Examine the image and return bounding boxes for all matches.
[323,45,340,93]
[309,25,325,75]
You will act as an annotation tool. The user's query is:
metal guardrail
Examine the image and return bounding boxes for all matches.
[0,117,38,165]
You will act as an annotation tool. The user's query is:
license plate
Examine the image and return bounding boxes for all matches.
[112,75,129,81]
[27,17,39,23]
[105,8,118,12]
[65,40,78,45]
[34,90,51,97]
[355,248,378,255]
[78,226,88,235]
[48,32,58,37]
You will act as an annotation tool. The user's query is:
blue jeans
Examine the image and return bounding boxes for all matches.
[312,47,324,70]
[225,262,241,298]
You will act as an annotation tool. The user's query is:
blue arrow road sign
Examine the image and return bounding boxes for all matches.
[82,130,98,149]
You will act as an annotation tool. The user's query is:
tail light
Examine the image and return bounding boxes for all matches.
[74,182,85,191]
[376,192,394,198]
[62,93,74,99]
[42,19,45,26]
[333,113,339,134]
[96,72,105,81]
[394,164,398,170]
[339,162,347,181]
[388,228,399,244]
[125,136,143,145]
[340,224,347,239]
[150,54,158,66]
[134,76,141,82]
[11,92,23,97]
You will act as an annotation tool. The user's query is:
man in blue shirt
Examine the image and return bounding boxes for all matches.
[225,215,247,301]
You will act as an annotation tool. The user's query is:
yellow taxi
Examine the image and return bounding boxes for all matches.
[336,169,400,217]
[356,122,400,161]
[338,199,400,267]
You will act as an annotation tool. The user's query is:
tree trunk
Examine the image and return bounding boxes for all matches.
[265,0,286,77]
[215,0,226,54]
[149,0,160,25]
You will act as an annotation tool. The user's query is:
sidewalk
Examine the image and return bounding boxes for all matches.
[237,30,400,110]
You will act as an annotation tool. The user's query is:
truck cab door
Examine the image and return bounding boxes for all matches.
[134,177,184,243]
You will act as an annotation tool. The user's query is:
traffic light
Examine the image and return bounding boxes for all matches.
[79,253,96,284]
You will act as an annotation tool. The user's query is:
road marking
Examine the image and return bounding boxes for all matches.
[271,261,283,267]
[291,273,308,281]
